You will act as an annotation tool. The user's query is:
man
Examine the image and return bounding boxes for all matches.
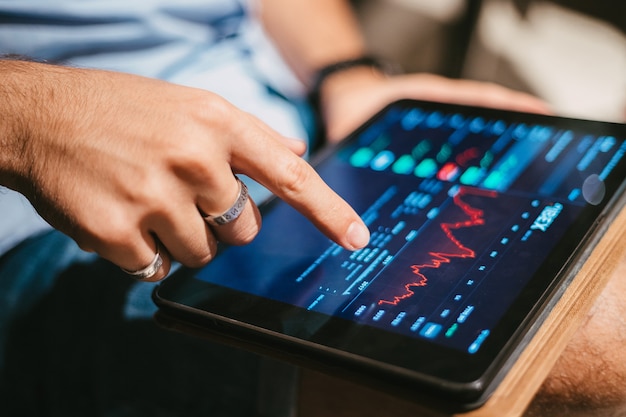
[1,1,620,416]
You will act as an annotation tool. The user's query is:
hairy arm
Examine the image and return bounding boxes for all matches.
[0,59,370,280]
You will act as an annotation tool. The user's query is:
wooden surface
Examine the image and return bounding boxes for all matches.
[298,205,626,417]
[154,205,626,417]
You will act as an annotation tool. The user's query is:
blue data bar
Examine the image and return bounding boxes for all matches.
[481,124,552,192]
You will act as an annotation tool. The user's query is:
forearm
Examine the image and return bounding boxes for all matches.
[0,59,82,194]
[0,59,36,191]
[257,0,368,87]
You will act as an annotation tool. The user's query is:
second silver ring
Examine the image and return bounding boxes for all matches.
[203,176,249,226]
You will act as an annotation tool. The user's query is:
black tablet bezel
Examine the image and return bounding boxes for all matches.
[153,99,626,409]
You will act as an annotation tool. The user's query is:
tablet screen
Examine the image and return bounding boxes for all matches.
[156,100,626,401]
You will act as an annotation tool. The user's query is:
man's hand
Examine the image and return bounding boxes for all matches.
[0,61,370,281]
[318,70,552,143]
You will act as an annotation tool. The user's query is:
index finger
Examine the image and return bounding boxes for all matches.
[233,116,370,251]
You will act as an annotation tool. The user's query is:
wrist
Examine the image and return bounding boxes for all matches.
[310,56,393,98]
[310,56,388,93]
[307,56,398,140]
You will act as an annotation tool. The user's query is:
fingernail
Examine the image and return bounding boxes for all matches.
[346,221,370,250]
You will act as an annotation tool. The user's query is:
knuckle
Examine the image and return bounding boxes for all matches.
[231,222,261,246]
[183,237,218,268]
[75,214,130,251]
[102,226,136,253]
[278,157,312,198]
[191,93,233,132]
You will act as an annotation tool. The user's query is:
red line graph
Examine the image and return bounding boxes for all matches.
[378,186,497,306]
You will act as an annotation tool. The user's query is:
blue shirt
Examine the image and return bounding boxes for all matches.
[0,0,308,255]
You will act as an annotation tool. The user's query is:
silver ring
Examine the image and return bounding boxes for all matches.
[121,252,163,280]
[204,176,249,226]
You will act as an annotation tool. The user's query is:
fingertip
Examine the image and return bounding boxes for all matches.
[519,96,553,116]
[345,221,370,250]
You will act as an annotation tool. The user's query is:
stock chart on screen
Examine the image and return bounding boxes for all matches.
[198,104,625,354]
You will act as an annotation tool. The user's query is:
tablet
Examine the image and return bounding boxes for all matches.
[153,99,626,411]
